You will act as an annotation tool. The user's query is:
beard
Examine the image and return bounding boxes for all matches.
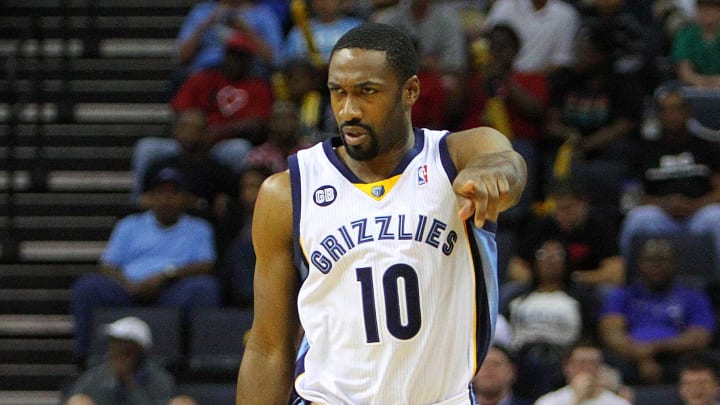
[340,122,380,161]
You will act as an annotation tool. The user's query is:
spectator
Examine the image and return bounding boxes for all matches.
[678,353,720,405]
[71,167,221,363]
[534,341,631,405]
[543,20,643,211]
[671,0,720,88]
[458,23,549,222]
[173,33,274,149]
[172,0,284,92]
[619,85,720,267]
[578,0,655,91]
[133,33,273,192]
[139,110,239,257]
[472,344,532,405]
[505,239,598,400]
[64,317,197,405]
[599,238,716,385]
[132,110,238,216]
[242,100,312,173]
[373,0,468,128]
[504,177,624,294]
[217,164,273,307]
[284,0,362,66]
[484,0,580,75]
[279,59,336,143]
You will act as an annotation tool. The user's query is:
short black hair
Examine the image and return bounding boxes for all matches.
[681,352,720,380]
[330,22,418,83]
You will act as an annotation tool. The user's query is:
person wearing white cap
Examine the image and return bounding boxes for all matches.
[64,317,198,405]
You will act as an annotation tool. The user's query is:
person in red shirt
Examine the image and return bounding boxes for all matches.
[459,23,549,222]
[132,33,273,205]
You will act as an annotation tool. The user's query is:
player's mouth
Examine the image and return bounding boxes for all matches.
[342,128,368,146]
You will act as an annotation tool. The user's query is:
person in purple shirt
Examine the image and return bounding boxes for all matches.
[598,237,715,385]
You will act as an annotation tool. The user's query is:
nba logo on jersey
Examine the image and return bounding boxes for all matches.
[418,165,429,185]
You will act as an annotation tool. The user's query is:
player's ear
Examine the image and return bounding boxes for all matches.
[403,75,420,108]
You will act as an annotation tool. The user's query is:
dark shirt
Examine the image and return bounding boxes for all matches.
[635,135,720,198]
[518,208,618,272]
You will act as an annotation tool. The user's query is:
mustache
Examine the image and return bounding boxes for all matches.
[341,120,373,132]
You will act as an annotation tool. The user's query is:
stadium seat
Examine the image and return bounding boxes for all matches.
[631,384,682,405]
[186,307,253,377]
[87,306,183,369]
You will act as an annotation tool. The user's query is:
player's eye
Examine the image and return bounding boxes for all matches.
[360,87,376,95]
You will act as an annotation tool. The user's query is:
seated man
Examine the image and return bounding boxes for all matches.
[472,344,532,405]
[64,317,197,405]
[619,85,720,268]
[599,238,716,385]
[71,167,221,363]
[535,341,631,405]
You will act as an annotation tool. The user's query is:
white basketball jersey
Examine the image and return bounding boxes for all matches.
[288,128,499,405]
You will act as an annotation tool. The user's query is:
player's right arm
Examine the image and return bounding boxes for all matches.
[237,171,301,405]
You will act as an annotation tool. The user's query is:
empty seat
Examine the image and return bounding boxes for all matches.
[186,308,253,377]
[177,382,236,405]
[87,307,183,369]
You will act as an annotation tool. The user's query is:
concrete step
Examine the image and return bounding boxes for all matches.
[0,364,79,391]
[11,58,175,81]
[0,263,94,289]
[0,314,74,338]
[0,391,61,405]
[0,289,71,315]
[0,192,132,217]
[0,338,75,364]
[0,122,168,144]
[17,241,106,263]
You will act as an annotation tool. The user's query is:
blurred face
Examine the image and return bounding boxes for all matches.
[552,195,588,232]
[269,101,300,145]
[150,182,189,225]
[489,28,519,72]
[239,170,268,211]
[174,110,209,152]
[638,240,675,291]
[328,48,415,161]
[658,93,691,136]
[565,346,603,380]
[312,0,341,22]
[473,347,515,399]
[697,3,720,30]
[680,369,720,405]
[534,240,567,282]
[573,32,606,73]
[107,338,142,369]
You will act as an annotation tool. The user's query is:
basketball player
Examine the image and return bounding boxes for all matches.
[236,22,527,405]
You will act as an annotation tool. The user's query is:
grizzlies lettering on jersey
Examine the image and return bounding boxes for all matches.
[288,128,499,405]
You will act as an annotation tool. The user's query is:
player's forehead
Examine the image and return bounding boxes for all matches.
[328,48,395,86]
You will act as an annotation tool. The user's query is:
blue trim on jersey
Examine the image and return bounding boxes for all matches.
[438,131,456,182]
[321,129,426,183]
[288,154,309,281]
[466,219,498,373]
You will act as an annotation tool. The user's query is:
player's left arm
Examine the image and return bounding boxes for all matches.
[446,126,527,228]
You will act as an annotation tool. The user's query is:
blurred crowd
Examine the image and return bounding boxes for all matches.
[67,0,720,403]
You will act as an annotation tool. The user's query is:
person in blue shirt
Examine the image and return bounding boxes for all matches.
[599,237,716,385]
[71,167,221,364]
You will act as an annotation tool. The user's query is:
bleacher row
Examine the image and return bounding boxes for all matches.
[0,0,199,403]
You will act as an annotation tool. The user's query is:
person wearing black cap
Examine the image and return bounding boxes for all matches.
[71,167,221,365]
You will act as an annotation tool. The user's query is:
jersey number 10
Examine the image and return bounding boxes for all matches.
[356,265,422,343]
